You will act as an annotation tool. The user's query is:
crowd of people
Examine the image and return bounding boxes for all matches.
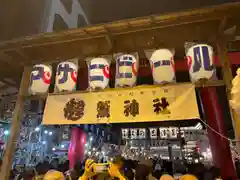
[1,155,227,180]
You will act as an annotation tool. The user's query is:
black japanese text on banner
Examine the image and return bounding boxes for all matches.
[42,83,199,124]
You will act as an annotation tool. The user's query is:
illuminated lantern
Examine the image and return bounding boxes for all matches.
[29,64,52,94]
[55,61,78,92]
[88,58,110,90]
[149,49,175,84]
[115,54,138,87]
[230,68,240,115]
[186,44,215,82]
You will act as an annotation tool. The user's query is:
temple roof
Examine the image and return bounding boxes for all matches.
[0,2,239,87]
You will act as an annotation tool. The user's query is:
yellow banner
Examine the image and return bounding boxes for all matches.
[42,83,199,125]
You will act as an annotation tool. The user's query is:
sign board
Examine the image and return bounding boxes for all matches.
[42,83,199,124]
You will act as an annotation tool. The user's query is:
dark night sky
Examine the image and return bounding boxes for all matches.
[80,0,239,24]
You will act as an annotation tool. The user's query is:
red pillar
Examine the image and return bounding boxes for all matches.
[200,87,237,179]
[68,128,78,169]
[68,128,86,168]
[76,129,87,162]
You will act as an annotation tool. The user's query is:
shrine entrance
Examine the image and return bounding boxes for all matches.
[0,3,240,180]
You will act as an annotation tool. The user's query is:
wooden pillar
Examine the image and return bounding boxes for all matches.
[0,67,31,180]
[200,87,237,179]
[216,39,240,153]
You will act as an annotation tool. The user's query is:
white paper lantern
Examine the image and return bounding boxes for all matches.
[169,127,177,138]
[159,128,167,139]
[29,64,52,94]
[121,129,129,139]
[186,44,215,82]
[138,128,146,139]
[130,129,137,139]
[55,61,78,92]
[149,49,176,84]
[149,128,158,139]
[88,58,110,90]
[115,54,138,87]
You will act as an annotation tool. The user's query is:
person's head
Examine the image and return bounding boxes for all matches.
[43,170,65,180]
[179,174,198,180]
[209,166,221,179]
[36,161,53,175]
[58,160,69,173]
[124,159,135,169]
[187,163,205,179]
[139,158,153,168]
[112,156,124,170]
[124,168,134,180]
[160,174,174,180]
[135,164,151,180]
[22,169,35,180]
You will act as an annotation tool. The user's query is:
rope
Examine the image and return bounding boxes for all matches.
[198,118,240,156]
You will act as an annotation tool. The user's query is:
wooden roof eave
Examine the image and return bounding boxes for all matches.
[0,2,239,66]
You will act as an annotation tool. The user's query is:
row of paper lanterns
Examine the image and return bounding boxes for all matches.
[121,127,180,139]
[122,127,205,141]
[29,44,215,94]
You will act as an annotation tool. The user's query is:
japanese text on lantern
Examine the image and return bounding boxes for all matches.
[57,63,76,84]
[192,46,214,73]
[30,66,51,85]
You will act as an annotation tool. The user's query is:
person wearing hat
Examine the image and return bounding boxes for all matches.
[179,174,198,180]
[159,174,174,180]
[134,158,159,180]
[79,158,126,180]
[43,170,65,180]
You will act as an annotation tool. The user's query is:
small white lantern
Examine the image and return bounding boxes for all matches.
[88,57,110,90]
[29,64,52,94]
[130,129,137,139]
[186,44,215,82]
[115,54,138,87]
[149,49,176,84]
[122,129,129,139]
[55,61,78,92]
[138,128,146,139]
[159,128,167,139]
[169,127,177,138]
[149,128,158,139]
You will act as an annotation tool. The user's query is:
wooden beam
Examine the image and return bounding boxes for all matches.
[16,50,31,62]
[25,80,225,101]
[0,84,9,91]
[0,3,239,52]
[0,69,22,88]
[103,25,114,51]
[0,66,31,179]
[0,79,17,87]
[0,53,23,67]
